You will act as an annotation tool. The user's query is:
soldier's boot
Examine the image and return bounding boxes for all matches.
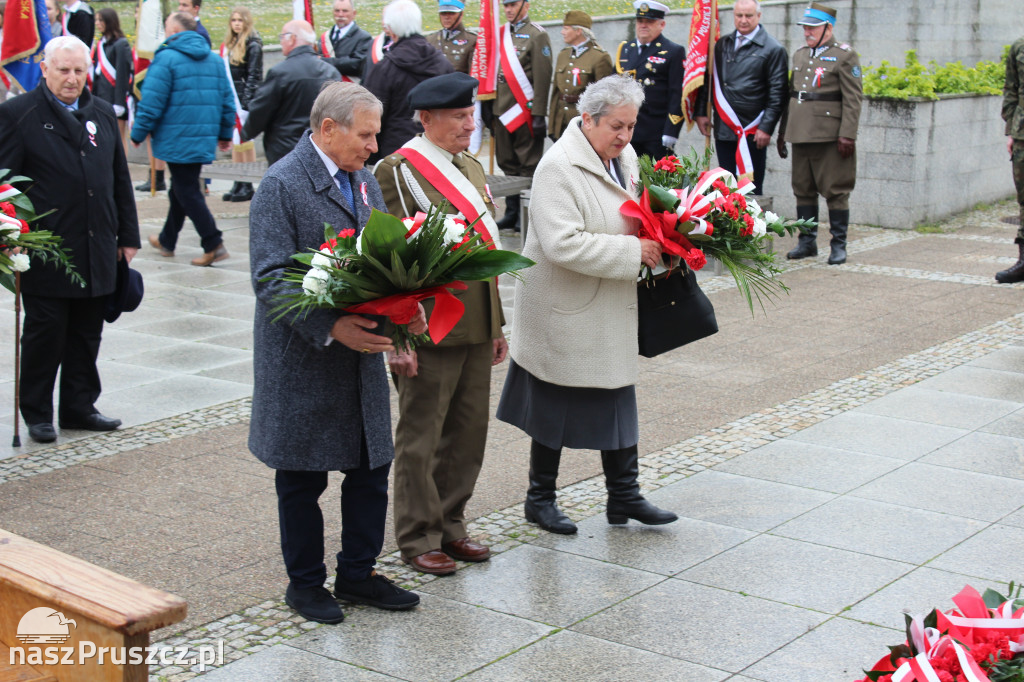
[995,239,1024,284]
[827,209,849,265]
[786,205,818,259]
[496,195,520,231]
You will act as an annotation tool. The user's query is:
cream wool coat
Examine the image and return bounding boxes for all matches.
[510,117,644,389]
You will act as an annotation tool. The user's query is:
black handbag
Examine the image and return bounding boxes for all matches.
[637,267,718,358]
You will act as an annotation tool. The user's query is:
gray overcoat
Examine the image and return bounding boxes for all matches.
[248,132,393,471]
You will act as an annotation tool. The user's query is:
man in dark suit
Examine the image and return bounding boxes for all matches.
[249,81,426,625]
[0,35,140,444]
[320,0,373,80]
[61,0,95,47]
[615,0,685,160]
[374,72,507,576]
[176,0,210,45]
[243,19,339,165]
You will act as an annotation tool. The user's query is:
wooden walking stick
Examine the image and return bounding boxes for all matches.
[12,270,21,447]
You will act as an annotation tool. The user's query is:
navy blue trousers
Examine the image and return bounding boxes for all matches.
[158,162,223,253]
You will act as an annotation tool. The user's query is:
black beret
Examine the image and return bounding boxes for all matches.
[407,72,478,111]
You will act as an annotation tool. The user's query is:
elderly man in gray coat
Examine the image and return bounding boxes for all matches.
[249,81,426,625]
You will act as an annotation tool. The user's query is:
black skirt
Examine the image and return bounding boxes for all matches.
[496,359,639,451]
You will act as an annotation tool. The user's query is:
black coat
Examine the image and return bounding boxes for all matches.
[90,36,133,116]
[242,45,339,165]
[64,4,95,47]
[362,34,453,163]
[228,33,264,109]
[693,28,789,139]
[323,22,373,78]
[616,35,685,144]
[0,85,140,298]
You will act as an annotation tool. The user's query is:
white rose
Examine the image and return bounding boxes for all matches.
[301,267,330,295]
[442,215,467,245]
[765,210,781,225]
[311,251,332,268]
[752,215,767,237]
[748,199,761,216]
[9,253,30,272]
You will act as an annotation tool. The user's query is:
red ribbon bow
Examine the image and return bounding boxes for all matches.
[620,188,707,271]
[345,281,468,345]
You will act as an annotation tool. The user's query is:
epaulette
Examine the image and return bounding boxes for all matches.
[839,43,851,51]
[530,21,545,30]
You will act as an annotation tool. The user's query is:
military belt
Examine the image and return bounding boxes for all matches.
[792,90,842,102]
[560,93,580,104]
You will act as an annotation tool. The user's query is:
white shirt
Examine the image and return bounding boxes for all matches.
[735,24,759,50]
[332,21,354,43]
[310,136,342,188]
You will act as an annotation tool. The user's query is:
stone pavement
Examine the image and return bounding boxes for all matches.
[0,169,1022,680]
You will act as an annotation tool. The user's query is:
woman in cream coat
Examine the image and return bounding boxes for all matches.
[497,74,678,534]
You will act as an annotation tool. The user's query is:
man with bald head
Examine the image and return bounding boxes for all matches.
[243,19,340,165]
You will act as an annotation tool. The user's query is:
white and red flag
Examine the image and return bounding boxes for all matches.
[682,0,719,129]
[292,0,314,29]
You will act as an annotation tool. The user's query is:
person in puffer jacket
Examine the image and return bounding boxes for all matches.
[130,12,236,267]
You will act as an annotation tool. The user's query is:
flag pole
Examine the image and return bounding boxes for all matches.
[705,0,717,159]
[12,271,21,447]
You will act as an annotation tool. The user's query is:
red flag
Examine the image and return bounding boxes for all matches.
[469,0,499,98]
[292,0,314,31]
[683,0,719,128]
[1,0,51,92]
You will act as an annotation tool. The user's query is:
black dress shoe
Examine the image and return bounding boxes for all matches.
[285,584,344,624]
[59,413,122,431]
[28,423,57,443]
[333,572,419,610]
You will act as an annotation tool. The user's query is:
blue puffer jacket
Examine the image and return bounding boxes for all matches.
[130,31,234,164]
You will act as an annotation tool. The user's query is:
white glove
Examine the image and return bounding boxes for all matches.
[113,104,126,117]
[661,135,678,150]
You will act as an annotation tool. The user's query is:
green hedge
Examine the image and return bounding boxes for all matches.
[863,48,1006,100]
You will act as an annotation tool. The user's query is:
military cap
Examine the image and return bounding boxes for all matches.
[438,0,464,12]
[633,0,668,20]
[407,71,478,110]
[796,2,836,26]
[563,10,592,28]
[500,0,521,5]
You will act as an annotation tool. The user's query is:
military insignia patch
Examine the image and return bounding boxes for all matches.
[542,45,550,57]
[453,39,467,45]
[648,56,665,64]
[852,65,861,77]
[820,56,837,61]
[658,50,667,55]
[640,2,649,11]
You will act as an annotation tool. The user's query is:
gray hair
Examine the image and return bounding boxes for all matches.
[311,81,383,130]
[569,26,595,42]
[734,0,761,11]
[382,0,421,39]
[43,35,90,64]
[167,11,197,32]
[295,27,316,43]
[578,74,644,122]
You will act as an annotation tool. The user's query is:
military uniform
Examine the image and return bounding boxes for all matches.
[615,34,685,159]
[549,40,614,140]
[493,18,552,178]
[997,36,1024,282]
[427,24,477,74]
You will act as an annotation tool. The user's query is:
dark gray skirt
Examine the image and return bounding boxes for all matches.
[496,359,639,451]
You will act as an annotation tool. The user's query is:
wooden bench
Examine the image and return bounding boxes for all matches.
[0,529,187,682]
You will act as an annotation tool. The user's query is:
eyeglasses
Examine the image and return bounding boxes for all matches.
[278,32,294,40]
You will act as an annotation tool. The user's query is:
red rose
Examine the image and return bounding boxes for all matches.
[0,202,15,218]
[337,228,356,238]
[653,156,681,172]
[732,193,747,210]
[20,220,30,233]
[683,248,707,271]
[320,237,338,250]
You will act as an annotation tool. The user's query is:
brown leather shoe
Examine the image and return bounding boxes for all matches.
[442,537,491,562]
[191,244,229,267]
[148,234,173,257]
[403,550,457,575]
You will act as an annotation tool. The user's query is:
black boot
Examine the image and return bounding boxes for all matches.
[601,446,678,526]
[222,181,241,201]
[496,195,520,232]
[827,209,849,265]
[524,440,577,534]
[996,240,1024,284]
[231,182,254,202]
[787,204,818,260]
[135,170,166,192]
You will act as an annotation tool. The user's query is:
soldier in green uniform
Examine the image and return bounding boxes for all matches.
[548,11,614,141]
[778,2,861,265]
[374,72,508,576]
[426,0,477,74]
[492,0,552,231]
[997,35,1024,284]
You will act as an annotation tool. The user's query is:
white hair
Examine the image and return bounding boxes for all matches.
[734,0,761,11]
[579,74,644,122]
[382,0,421,39]
[569,26,595,41]
[311,81,383,130]
[295,27,316,43]
[43,35,90,64]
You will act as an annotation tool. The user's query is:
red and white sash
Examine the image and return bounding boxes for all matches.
[712,61,763,180]
[90,39,117,88]
[371,33,386,64]
[320,31,335,58]
[219,43,248,144]
[394,137,501,250]
[497,23,533,133]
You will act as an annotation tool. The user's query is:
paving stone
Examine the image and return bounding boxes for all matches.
[919,431,1024,479]
[967,345,1024,372]
[914,364,1024,402]
[929,524,1024,583]
[980,407,1024,438]
[198,645,399,681]
[853,387,1020,430]
[786,411,969,460]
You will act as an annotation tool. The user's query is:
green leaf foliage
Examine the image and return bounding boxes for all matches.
[863,49,1006,100]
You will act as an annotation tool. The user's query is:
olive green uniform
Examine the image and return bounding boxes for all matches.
[781,37,862,210]
[427,23,477,74]
[374,138,505,559]
[493,18,552,177]
[548,40,614,141]
[1002,37,1024,240]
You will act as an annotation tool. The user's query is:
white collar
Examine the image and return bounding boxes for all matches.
[333,22,354,40]
[310,136,341,180]
[64,0,82,11]
[736,25,759,45]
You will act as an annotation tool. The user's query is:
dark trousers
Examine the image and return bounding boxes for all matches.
[715,134,767,195]
[274,439,391,589]
[493,122,544,178]
[157,162,223,253]
[19,294,105,425]
[631,136,672,162]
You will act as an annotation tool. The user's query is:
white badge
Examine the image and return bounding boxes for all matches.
[86,121,97,135]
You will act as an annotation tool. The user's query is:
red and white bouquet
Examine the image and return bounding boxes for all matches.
[0,169,83,293]
[269,204,533,351]
[621,150,815,311]
[856,583,1024,682]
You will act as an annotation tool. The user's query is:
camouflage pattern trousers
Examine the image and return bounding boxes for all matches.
[1013,140,1024,241]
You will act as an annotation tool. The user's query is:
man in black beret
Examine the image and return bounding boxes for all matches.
[373,71,508,577]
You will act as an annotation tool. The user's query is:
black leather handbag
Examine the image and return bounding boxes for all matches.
[637,267,718,358]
